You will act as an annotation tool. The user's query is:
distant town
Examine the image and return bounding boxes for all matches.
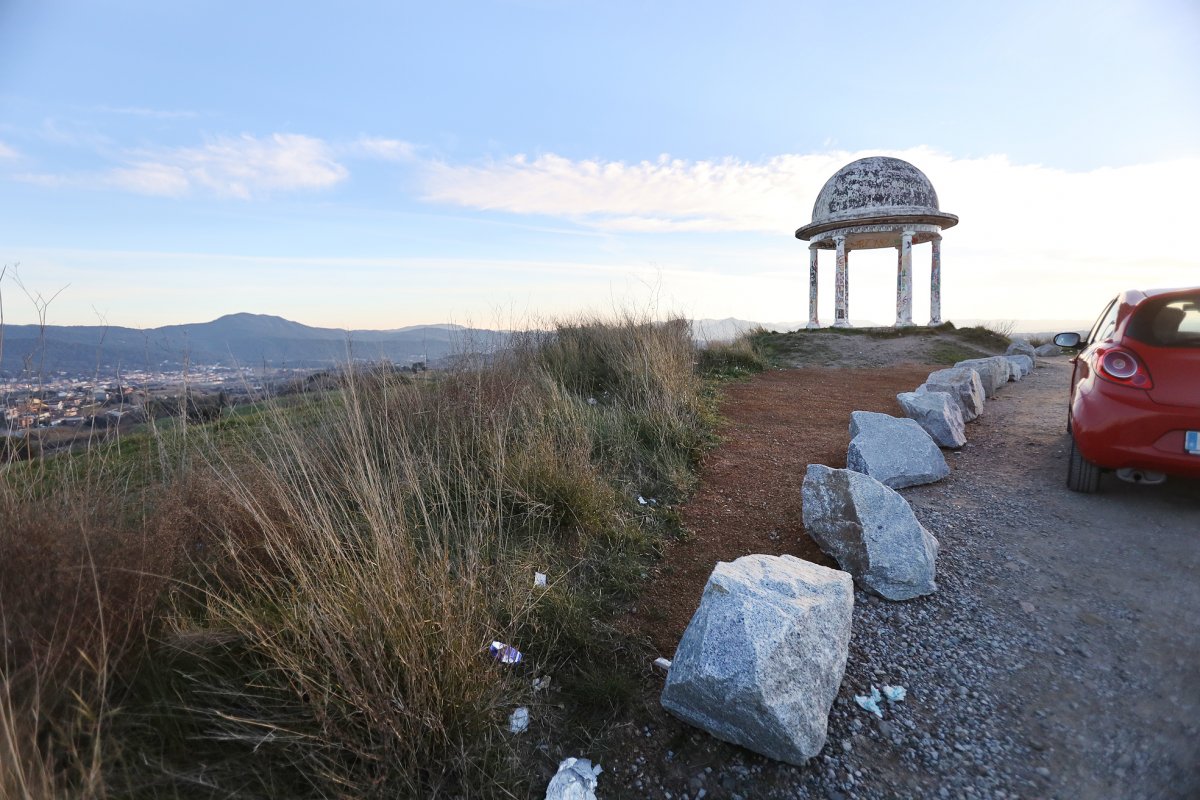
[1,359,430,458]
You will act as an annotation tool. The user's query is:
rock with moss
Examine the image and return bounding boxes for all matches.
[661,554,853,766]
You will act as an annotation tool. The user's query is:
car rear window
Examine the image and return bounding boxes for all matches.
[1126,292,1200,348]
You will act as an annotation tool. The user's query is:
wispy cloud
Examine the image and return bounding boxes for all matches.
[419,147,1200,264]
[347,136,418,162]
[0,141,18,160]
[105,133,349,198]
[421,150,858,232]
[9,130,426,198]
[94,105,199,120]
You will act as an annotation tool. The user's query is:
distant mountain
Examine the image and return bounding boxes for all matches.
[0,313,508,376]
[2,312,1088,378]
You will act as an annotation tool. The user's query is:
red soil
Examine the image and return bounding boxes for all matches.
[632,365,937,656]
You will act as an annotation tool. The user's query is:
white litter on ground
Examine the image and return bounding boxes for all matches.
[532,675,552,692]
[855,685,884,718]
[534,571,547,588]
[653,657,672,672]
[882,685,907,703]
[545,757,602,800]
[488,641,523,664]
[637,496,648,505]
[509,707,529,734]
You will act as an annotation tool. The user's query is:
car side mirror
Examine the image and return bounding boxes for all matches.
[1053,332,1082,348]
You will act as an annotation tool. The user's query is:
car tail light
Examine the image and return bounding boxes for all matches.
[1094,346,1154,389]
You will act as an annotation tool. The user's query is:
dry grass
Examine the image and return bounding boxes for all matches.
[695,330,768,378]
[0,314,710,798]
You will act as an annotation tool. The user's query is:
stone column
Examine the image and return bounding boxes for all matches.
[834,236,850,327]
[807,246,820,328]
[929,235,942,325]
[896,230,914,327]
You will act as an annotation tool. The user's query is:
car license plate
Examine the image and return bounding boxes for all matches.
[1188,431,1200,455]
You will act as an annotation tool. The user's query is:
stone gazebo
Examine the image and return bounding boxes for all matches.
[796,157,958,328]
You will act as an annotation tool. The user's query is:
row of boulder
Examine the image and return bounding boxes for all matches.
[656,346,1042,767]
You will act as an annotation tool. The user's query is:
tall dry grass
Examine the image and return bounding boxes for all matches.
[1,314,714,798]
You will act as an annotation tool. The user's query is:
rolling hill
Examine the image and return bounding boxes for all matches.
[0,313,508,375]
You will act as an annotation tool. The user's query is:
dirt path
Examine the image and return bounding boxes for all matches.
[629,366,936,655]
[608,359,1200,799]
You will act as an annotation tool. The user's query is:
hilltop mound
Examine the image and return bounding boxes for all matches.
[753,323,1010,368]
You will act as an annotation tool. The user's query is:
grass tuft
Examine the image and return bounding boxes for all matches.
[1,314,714,798]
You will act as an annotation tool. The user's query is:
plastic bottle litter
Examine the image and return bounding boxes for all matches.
[509,706,529,734]
[488,641,523,664]
[545,757,602,800]
[534,571,548,588]
[854,685,884,718]
[882,684,907,703]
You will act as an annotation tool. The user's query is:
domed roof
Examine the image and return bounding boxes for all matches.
[796,156,957,240]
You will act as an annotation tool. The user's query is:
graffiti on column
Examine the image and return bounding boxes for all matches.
[930,237,942,325]
[834,237,848,324]
[808,248,819,326]
[897,232,913,326]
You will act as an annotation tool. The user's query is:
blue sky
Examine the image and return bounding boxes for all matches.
[2,0,1198,329]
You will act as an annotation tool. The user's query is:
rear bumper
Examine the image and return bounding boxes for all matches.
[1072,381,1200,478]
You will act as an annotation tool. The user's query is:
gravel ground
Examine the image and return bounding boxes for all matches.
[603,359,1200,800]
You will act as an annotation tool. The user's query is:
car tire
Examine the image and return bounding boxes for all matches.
[1067,436,1101,493]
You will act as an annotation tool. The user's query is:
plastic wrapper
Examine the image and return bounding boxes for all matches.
[488,641,523,664]
[545,757,602,800]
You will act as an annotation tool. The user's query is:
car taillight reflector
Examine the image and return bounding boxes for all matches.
[1102,351,1137,378]
[1095,346,1153,389]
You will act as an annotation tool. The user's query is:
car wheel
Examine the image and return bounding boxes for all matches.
[1067,436,1101,493]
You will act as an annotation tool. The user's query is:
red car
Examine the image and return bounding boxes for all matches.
[1054,287,1200,493]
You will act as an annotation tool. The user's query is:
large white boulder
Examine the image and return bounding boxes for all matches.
[1005,340,1038,360]
[1005,354,1034,380]
[954,357,1009,397]
[846,411,950,488]
[660,554,853,766]
[920,367,985,421]
[896,390,967,448]
[1035,343,1062,357]
[802,465,939,601]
